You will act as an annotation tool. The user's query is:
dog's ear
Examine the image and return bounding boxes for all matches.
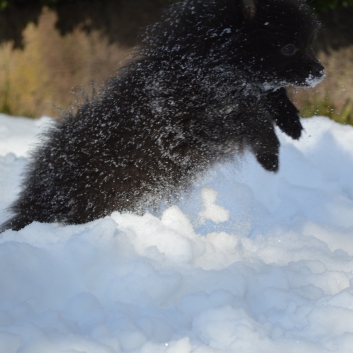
[242,0,257,20]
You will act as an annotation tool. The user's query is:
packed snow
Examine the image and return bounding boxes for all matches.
[1,113,353,352]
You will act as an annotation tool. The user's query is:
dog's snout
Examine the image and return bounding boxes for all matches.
[312,62,324,77]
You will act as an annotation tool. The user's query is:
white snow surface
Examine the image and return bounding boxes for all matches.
[1,113,353,352]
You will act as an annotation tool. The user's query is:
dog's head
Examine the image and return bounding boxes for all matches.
[235,0,325,88]
[141,0,324,89]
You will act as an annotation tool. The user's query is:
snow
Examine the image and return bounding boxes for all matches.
[1,113,353,352]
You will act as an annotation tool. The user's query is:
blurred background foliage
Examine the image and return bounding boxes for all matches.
[0,0,352,12]
[0,0,352,123]
[311,0,353,11]
[0,0,58,9]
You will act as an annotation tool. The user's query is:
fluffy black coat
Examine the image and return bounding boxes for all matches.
[1,0,324,232]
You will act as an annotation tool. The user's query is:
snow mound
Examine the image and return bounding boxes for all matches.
[1,113,353,352]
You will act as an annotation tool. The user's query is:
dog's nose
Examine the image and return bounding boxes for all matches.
[312,62,324,77]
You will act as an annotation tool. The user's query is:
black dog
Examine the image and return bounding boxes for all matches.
[0,0,324,232]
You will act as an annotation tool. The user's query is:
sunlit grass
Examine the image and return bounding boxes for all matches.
[300,96,353,125]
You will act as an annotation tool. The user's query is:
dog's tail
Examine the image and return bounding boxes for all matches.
[0,215,31,233]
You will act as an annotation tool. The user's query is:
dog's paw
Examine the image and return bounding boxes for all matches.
[276,115,303,140]
[256,152,279,172]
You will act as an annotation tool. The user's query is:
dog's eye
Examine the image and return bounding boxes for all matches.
[281,44,297,56]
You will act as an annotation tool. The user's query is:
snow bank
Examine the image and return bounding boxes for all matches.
[1,113,353,352]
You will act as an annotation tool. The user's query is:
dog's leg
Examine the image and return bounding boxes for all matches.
[250,121,280,172]
[240,109,280,172]
[266,87,303,140]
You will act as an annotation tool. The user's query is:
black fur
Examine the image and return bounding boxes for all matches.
[0,0,324,232]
